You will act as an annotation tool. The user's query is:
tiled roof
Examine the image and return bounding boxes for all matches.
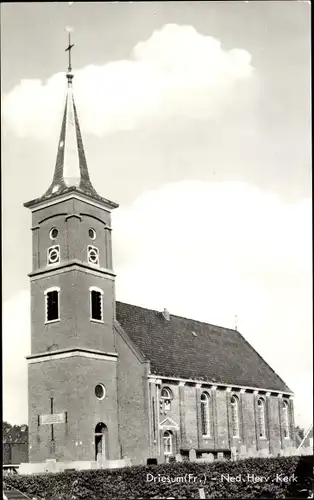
[24,77,118,210]
[116,302,292,393]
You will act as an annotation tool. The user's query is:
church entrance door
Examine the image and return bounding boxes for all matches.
[95,422,108,461]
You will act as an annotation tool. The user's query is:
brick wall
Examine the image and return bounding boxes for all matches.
[268,395,281,455]
[30,269,116,355]
[216,390,230,449]
[115,327,150,465]
[28,355,119,463]
[241,391,258,450]
[26,363,293,465]
[149,384,289,459]
[31,199,112,273]
[182,385,198,449]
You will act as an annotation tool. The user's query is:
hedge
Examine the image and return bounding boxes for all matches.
[4,455,313,499]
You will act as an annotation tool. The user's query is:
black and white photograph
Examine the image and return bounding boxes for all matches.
[1,1,312,499]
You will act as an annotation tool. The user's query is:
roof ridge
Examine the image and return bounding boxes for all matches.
[116,300,236,332]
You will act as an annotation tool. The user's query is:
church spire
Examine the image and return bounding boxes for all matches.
[62,29,80,188]
[25,30,118,211]
[47,28,96,195]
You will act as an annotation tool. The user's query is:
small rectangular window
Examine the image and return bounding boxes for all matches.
[46,291,59,322]
[91,290,103,321]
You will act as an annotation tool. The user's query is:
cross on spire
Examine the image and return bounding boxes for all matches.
[65,28,74,85]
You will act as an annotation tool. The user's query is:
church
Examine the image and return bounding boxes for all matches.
[24,39,296,469]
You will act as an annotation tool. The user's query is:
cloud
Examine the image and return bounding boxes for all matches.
[3,181,311,428]
[3,290,30,425]
[113,180,312,427]
[2,24,254,138]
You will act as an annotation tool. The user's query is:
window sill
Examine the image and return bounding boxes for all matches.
[90,319,104,324]
[259,437,267,440]
[45,319,60,324]
[202,435,211,439]
[284,437,290,440]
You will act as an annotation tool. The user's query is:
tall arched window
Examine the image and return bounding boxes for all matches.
[163,430,173,458]
[282,400,290,438]
[257,398,266,438]
[200,392,211,436]
[161,387,173,412]
[231,395,239,438]
[89,287,104,322]
[44,287,60,323]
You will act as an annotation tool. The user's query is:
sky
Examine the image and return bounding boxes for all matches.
[1,2,312,431]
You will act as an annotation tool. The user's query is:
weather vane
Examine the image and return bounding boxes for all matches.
[65,27,74,73]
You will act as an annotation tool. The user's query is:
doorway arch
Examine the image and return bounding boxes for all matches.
[163,430,173,461]
[95,422,108,461]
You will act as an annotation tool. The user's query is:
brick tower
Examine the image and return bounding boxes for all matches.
[24,34,120,463]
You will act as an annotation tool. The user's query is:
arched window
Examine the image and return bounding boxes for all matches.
[89,287,104,322]
[257,398,266,438]
[231,395,239,438]
[282,401,290,439]
[163,430,173,458]
[44,287,60,323]
[200,392,211,436]
[161,387,173,412]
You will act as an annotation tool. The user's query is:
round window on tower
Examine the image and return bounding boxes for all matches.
[89,228,96,240]
[50,228,59,240]
[95,384,106,400]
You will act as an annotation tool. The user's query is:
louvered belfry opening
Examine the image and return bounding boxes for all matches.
[46,291,59,321]
[91,290,102,321]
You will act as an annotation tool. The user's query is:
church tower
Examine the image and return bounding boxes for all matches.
[25,33,120,463]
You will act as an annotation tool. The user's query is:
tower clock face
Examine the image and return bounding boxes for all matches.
[48,246,60,265]
[88,245,99,265]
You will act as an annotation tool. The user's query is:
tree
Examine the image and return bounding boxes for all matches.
[2,421,28,443]
[295,425,305,440]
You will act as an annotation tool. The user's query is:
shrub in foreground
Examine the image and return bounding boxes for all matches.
[4,455,313,499]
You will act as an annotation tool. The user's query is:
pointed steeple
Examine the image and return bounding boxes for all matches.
[25,30,118,210]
